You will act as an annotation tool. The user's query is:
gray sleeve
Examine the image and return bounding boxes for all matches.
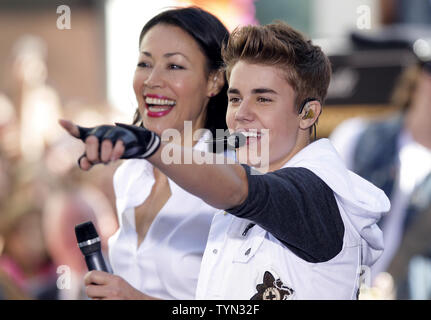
[227,165,344,263]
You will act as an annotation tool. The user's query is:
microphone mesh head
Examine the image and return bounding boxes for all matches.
[75,221,99,243]
[227,132,246,148]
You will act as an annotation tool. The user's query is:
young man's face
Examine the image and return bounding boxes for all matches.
[226,60,302,171]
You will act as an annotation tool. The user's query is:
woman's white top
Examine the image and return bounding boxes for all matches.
[108,132,220,299]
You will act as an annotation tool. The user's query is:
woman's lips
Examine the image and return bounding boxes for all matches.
[144,94,175,118]
[145,105,174,117]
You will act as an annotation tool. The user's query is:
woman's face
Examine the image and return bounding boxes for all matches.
[133,24,213,136]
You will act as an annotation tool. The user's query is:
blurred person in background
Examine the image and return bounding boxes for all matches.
[0,192,57,299]
[330,36,431,298]
[10,35,63,163]
[0,269,28,300]
[0,117,118,300]
[0,48,59,298]
[380,0,431,25]
[385,188,431,299]
[0,13,120,300]
[41,187,117,300]
[60,7,230,300]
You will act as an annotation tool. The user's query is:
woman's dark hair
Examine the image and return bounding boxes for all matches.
[133,6,229,147]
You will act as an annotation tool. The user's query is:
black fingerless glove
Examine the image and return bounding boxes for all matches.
[77,123,161,160]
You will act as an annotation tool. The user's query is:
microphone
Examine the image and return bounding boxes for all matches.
[75,221,110,273]
[205,132,246,149]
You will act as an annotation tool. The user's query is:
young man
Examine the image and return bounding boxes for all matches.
[60,22,390,300]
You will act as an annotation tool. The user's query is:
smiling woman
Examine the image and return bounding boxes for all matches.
[132,9,229,147]
[133,23,212,139]
[104,7,230,301]
[60,7,230,300]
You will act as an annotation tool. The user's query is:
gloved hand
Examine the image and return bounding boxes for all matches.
[59,119,160,169]
[77,123,160,160]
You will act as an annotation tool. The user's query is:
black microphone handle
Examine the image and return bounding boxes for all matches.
[85,251,110,273]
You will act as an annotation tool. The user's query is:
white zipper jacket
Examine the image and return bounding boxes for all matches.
[196,138,390,300]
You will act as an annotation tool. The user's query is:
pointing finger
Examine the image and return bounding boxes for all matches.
[58,119,81,138]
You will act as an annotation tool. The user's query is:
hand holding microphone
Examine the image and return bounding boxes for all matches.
[76,221,150,299]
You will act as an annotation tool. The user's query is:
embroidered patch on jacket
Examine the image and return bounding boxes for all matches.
[251,271,295,300]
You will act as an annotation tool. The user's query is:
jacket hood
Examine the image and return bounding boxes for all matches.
[285,138,391,266]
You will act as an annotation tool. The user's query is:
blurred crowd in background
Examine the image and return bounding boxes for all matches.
[0,0,430,300]
[0,33,119,299]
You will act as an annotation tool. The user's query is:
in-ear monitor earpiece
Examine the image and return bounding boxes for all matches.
[302,108,314,120]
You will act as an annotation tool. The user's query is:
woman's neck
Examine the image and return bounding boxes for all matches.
[175,117,206,149]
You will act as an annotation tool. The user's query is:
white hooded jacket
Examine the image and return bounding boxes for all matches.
[287,138,390,268]
[196,138,390,300]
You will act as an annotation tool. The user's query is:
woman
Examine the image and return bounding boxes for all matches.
[61,7,229,299]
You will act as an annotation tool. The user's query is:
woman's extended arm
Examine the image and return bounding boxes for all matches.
[59,119,248,209]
